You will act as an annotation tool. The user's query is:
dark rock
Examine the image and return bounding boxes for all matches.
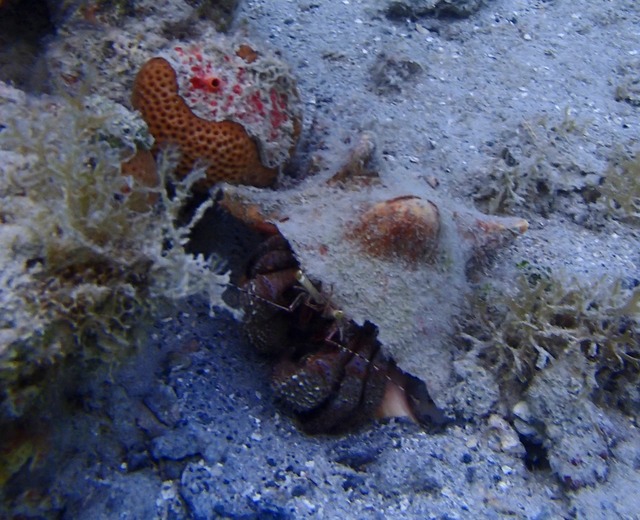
[291,484,306,497]
[331,442,384,471]
[150,426,204,461]
[369,54,423,95]
[342,473,366,491]
[384,0,486,20]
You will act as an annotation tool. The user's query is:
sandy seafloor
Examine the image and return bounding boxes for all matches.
[3,0,640,518]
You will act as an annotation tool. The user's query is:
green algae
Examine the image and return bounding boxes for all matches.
[0,87,229,420]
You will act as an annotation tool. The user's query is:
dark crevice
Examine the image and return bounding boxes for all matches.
[519,433,551,472]
[0,0,55,91]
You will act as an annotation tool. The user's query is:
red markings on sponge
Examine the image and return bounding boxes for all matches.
[189,75,223,93]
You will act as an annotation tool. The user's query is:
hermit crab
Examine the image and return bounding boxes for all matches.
[216,132,529,429]
[214,205,421,433]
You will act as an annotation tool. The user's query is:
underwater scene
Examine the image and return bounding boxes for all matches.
[1,0,640,518]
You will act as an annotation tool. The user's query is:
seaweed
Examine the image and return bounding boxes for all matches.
[0,86,229,420]
[461,265,640,413]
[600,151,640,225]
[473,110,602,225]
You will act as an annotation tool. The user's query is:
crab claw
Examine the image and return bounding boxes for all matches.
[271,350,344,413]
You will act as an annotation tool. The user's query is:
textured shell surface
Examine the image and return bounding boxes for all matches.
[222,168,527,406]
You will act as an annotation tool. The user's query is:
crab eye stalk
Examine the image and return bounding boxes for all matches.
[295,270,324,305]
[332,309,345,321]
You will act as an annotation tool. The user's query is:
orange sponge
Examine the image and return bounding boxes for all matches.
[132,57,278,188]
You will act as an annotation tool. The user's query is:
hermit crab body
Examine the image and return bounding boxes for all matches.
[239,230,401,433]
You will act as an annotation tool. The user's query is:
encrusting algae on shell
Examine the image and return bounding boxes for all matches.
[351,195,441,264]
[217,132,528,425]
